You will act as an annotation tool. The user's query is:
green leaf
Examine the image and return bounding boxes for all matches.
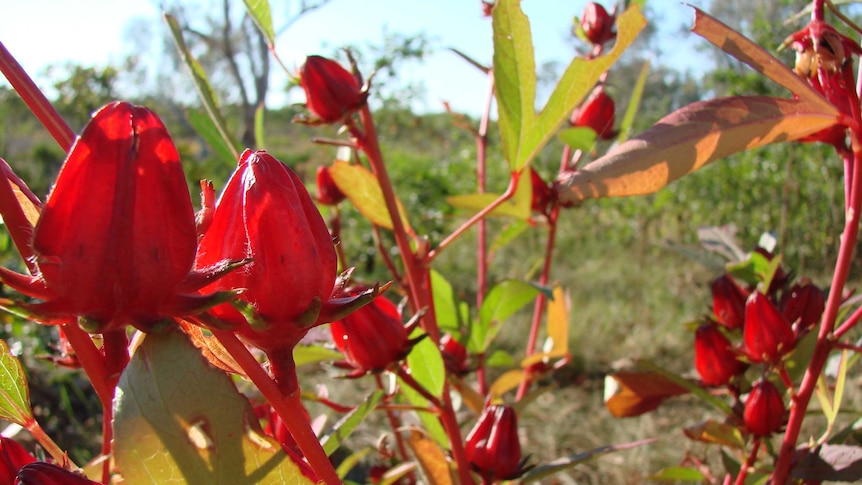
[648,466,707,482]
[471,279,544,352]
[0,339,33,427]
[446,171,532,220]
[320,391,384,456]
[558,127,597,152]
[521,439,655,483]
[406,331,446,399]
[616,59,650,144]
[254,103,266,149]
[242,0,275,46]
[186,109,238,168]
[329,160,413,232]
[293,344,343,367]
[489,219,530,256]
[492,0,537,171]
[397,378,449,449]
[165,14,239,161]
[113,330,314,484]
[430,269,469,334]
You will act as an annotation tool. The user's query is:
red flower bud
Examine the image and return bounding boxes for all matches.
[465,405,527,481]
[15,462,100,484]
[330,292,420,376]
[1,437,36,484]
[743,292,796,364]
[711,275,748,330]
[780,279,825,333]
[573,87,616,140]
[197,150,338,394]
[300,55,367,124]
[529,168,552,215]
[440,333,470,376]
[694,323,746,387]
[0,102,237,333]
[315,165,346,206]
[743,379,786,437]
[580,2,616,46]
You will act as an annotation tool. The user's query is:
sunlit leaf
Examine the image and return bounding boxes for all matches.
[446,172,531,220]
[489,219,530,256]
[0,339,33,427]
[472,279,544,352]
[243,0,275,46]
[113,330,314,484]
[648,466,707,482]
[430,269,469,334]
[545,285,569,357]
[165,14,239,161]
[406,330,446,399]
[254,103,266,149]
[186,109,239,169]
[335,447,373,479]
[683,420,745,449]
[636,360,732,415]
[378,462,419,485]
[407,430,454,485]
[320,391,384,456]
[492,0,537,171]
[556,96,840,203]
[329,159,413,232]
[604,370,688,417]
[521,438,655,483]
[558,127,597,152]
[449,376,485,414]
[616,59,650,144]
[180,320,245,377]
[493,0,646,171]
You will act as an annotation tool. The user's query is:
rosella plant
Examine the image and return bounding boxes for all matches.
[0,0,861,483]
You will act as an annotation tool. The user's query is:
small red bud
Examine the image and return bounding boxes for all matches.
[573,87,616,140]
[529,168,552,215]
[330,292,418,376]
[465,405,527,481]
[440,333,470,376]
[743,292,796,364]
[300,55,367,123]
[780,279,825,333]
[315,165,346,206]
[694,323,746,386]
[15,462,100,484]
[580,2,616,46]
[711,275,748,330]
[743,379,786,437]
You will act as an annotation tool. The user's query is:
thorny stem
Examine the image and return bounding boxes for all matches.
[772,138,862,483]
[212,329,341,485]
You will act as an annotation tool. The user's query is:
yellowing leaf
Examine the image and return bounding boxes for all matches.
[113,330,314,484]
[489,369,525,400]
[329,159,413,232]
[556,96,839,203]
[546,285,569,356]
[407,430,454,485]
[604,370,688,418]
[446,171,531,220]
[683,419,745,449]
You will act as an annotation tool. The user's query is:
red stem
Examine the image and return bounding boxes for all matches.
[515,208,560,401]
[374,374,412,467]
[0,41,75,151]
[475,71,495,394]
[772,141,862,482]
[212,330,341,485]
[735,439,761,485]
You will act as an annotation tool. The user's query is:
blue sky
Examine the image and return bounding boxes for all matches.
[1,0,705,116]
